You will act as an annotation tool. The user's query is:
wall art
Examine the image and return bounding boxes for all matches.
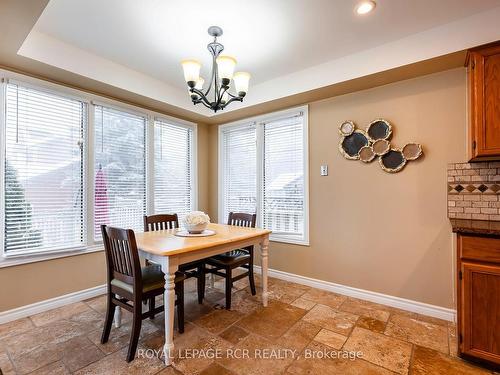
[338,119,422,173]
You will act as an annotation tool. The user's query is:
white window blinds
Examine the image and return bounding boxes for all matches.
[94,105,146,239]
[220,124,257,223]
[4,83,86,254]
[154,119,194,220]
[263,113,305,241]
[219,108,308,244]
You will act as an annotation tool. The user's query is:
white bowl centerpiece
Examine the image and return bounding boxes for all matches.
[184,211,210,234]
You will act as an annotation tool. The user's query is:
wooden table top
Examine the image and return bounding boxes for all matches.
[135,223,271,256]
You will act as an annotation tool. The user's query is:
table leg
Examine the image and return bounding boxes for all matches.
[160,256,178,366]
[209,271,215,289]
[261,236,270,307]
[114,304,121,328]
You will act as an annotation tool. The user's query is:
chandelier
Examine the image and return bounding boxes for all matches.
[181,26,250,113]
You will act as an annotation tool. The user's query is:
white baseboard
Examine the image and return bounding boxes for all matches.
[0,284,106,324]
[254,266,456,322]
[0,267,457,325]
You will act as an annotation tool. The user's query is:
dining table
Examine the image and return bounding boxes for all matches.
[112,222,271,365]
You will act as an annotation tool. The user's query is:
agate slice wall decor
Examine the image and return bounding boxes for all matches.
[379,149,406,173]
[338,119,422,173]
[367,119,392,141]
[372,139,390,156]
[359,146,375,163]
[339,130,370,160]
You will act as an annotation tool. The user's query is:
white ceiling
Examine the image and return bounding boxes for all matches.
[18,0,500,117]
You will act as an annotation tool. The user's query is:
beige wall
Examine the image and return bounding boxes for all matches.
[0,122,211,312]
[1,69,466,312]
[0,252,106,311]
[209,68,467,308]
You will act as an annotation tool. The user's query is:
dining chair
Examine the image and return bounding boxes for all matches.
[100,224,185,362]
[144,214,206,304]
[204,212,257,309]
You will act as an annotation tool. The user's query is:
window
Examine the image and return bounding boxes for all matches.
[154,119,195,220]
[263,115,305,242]
[220,123,257,222]
[0,75,198,263]
[3,83,86,255]
[94,105,146,239]
[219,107,308,245]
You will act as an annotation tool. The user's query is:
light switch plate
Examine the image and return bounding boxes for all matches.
[320,165,328,176]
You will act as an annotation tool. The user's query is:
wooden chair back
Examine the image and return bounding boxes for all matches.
[227,212,257,228]
[144,214,179,232]
[101,225,141,288]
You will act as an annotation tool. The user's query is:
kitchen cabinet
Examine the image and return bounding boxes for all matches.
[456,233,500,368]
[466,41,500,161]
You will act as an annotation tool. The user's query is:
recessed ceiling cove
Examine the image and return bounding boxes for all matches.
[18,0,500,117]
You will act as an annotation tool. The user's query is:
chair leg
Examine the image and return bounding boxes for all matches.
[126,301,143,362]
[143,260,152,306]
[225,267,232,310]
[248,263,257,296]
[101,291,116,344]
[176,282,185,334]
[148,296,155,320]
[197,264,206,304]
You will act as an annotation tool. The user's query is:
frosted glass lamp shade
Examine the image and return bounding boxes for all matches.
[195,77,204,90]
[221,91,229,103]
[216,56,237,81]
[181,60,201,85]
[233,72,250,96]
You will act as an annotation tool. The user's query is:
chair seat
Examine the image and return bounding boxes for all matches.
[208,249,250,266]
[111,265,185,294]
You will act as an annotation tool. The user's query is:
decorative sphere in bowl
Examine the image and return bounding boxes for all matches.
[185,222,208,234]
[184,211,210,234]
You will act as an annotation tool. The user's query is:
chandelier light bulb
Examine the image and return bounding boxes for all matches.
[181,59,201,86]
[216,56,237,83]
[195,77,204,90]
[233,72,251,96]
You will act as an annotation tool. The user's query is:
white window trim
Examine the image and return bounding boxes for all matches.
[218,105,309,246]
[0,70,198,267]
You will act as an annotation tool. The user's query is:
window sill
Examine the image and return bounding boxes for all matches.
[0,246,104,269]
[270,236,310,247]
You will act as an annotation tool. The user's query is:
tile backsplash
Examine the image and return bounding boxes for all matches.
[448,162,500,221]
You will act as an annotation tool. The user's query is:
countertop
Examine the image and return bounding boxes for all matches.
[450,219,500,236]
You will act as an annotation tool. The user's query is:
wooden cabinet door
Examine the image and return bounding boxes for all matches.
[460,261,500,364]
[468,43,500,160]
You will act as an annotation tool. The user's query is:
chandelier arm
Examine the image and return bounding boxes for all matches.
[198,100,212,110]
[218,85,229,101]
[192,96,212,110]
[190,88,213,108]
[203,56,216,97]
[199,94,213,108]
[215,85,230,109]
[220,96,243,109]
[214,60,220,104]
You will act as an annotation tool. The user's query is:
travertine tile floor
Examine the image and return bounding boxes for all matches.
[0,274,497,375]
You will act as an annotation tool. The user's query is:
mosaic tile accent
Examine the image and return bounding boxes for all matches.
[447,162,500,221]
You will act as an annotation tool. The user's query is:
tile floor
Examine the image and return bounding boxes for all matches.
[0,275,497,375]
